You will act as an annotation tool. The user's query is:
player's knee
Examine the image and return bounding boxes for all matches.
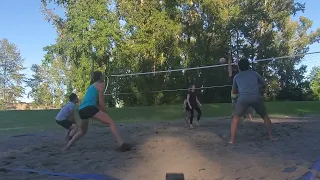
[80,127,88,135]
[256,110,267,118]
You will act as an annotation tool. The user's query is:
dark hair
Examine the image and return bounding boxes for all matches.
[238,58,250,71]
[69,93,77,101]
[90,71,103,84]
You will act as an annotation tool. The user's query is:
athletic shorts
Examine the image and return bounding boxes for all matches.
[245,106,255,114]
[56,119,73,129]
[234,96,266,117]
[185,105,190,111]
[78,105,99,119]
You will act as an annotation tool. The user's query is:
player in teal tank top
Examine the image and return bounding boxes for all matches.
[62,71,131,152]
[78,85,99,109]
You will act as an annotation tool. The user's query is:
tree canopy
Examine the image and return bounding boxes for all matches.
[27,0,320,107]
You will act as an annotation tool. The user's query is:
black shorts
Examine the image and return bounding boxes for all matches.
[78,106,99,119]
[185,105,190,111]
[56,119,73,129]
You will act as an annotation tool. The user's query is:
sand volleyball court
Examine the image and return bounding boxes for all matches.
[0,117,319,180]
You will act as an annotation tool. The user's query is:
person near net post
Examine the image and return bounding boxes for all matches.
[229,58,274,144]
[183,98,190,127]
[186,84,202,129]
[228,55,239,117]
[227,55,254,120]
[183,87,192,127]
[62,71,131,152]
[55,93,79,140]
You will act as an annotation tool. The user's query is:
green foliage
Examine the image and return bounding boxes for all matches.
[0,39,26,109]
[36,0,320,107]
[26,45,72,108]
[310,66,320,100]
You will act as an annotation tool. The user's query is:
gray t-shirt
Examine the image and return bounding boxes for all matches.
[55,102,76,121]
[233,70,265,98]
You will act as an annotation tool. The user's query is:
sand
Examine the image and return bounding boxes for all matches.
[0,116,319,180]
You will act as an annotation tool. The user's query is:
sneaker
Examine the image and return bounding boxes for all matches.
[190,124,194,129]
[194,121,199,127]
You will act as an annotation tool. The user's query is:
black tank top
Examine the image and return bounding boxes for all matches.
[188,91,197,105]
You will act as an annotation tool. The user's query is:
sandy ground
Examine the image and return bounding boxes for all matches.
[0,116,320,180]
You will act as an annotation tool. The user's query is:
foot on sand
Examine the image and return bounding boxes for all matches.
[117,143,132,152]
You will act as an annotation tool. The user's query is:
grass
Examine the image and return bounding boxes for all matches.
[0,101,320,136]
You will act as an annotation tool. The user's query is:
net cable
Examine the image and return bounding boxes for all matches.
[104,51,320,95]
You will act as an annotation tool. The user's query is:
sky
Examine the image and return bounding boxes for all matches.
[0,0,320,103]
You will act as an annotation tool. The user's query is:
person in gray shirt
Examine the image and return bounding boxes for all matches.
[55,93,79,140]
[229,58,274,144]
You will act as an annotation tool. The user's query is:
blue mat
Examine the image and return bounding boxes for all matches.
[305,157,320,180]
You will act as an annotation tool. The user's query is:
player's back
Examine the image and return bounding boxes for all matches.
[56,102,75,120]
[234,70,264,98]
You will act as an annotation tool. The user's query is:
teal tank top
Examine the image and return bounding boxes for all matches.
[79,84,99,110]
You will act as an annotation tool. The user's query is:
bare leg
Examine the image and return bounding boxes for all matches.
[62,119,88,151]
[229,115,240,144]
[69,124,78,137]
[248,113,253,121]
[184,111,189,127]
[65,128,71,140]
[93,111,124,146]
[231,100,236,117]
[261,114,274,140]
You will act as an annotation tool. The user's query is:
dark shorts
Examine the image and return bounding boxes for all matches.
[78,106,99,119]
[185,105,190,111]
[234,96,266,117]
[190,104,199,110]
[56,119,73,129]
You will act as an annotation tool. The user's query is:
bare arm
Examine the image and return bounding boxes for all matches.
[232,76,238,95]
[68,104,78,124]
[257,72,266,95]
[196,96,202,106]
[68,108,75,123]
[228,55,232,77]
[98,83,107,112]
[257,72,266,87]
[187,94,192,108]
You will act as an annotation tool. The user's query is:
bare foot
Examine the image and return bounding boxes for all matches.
[228,141,234,144]
[118,143,132,152]
[62,146,69,152]
[270,137,278,141]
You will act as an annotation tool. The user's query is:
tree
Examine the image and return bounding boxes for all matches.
[309,66,320,100]
[27,46,73,108]
[0,39,25,109]
[40,0,320,106]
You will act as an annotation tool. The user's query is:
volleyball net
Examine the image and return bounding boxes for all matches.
[104,51,320,107]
